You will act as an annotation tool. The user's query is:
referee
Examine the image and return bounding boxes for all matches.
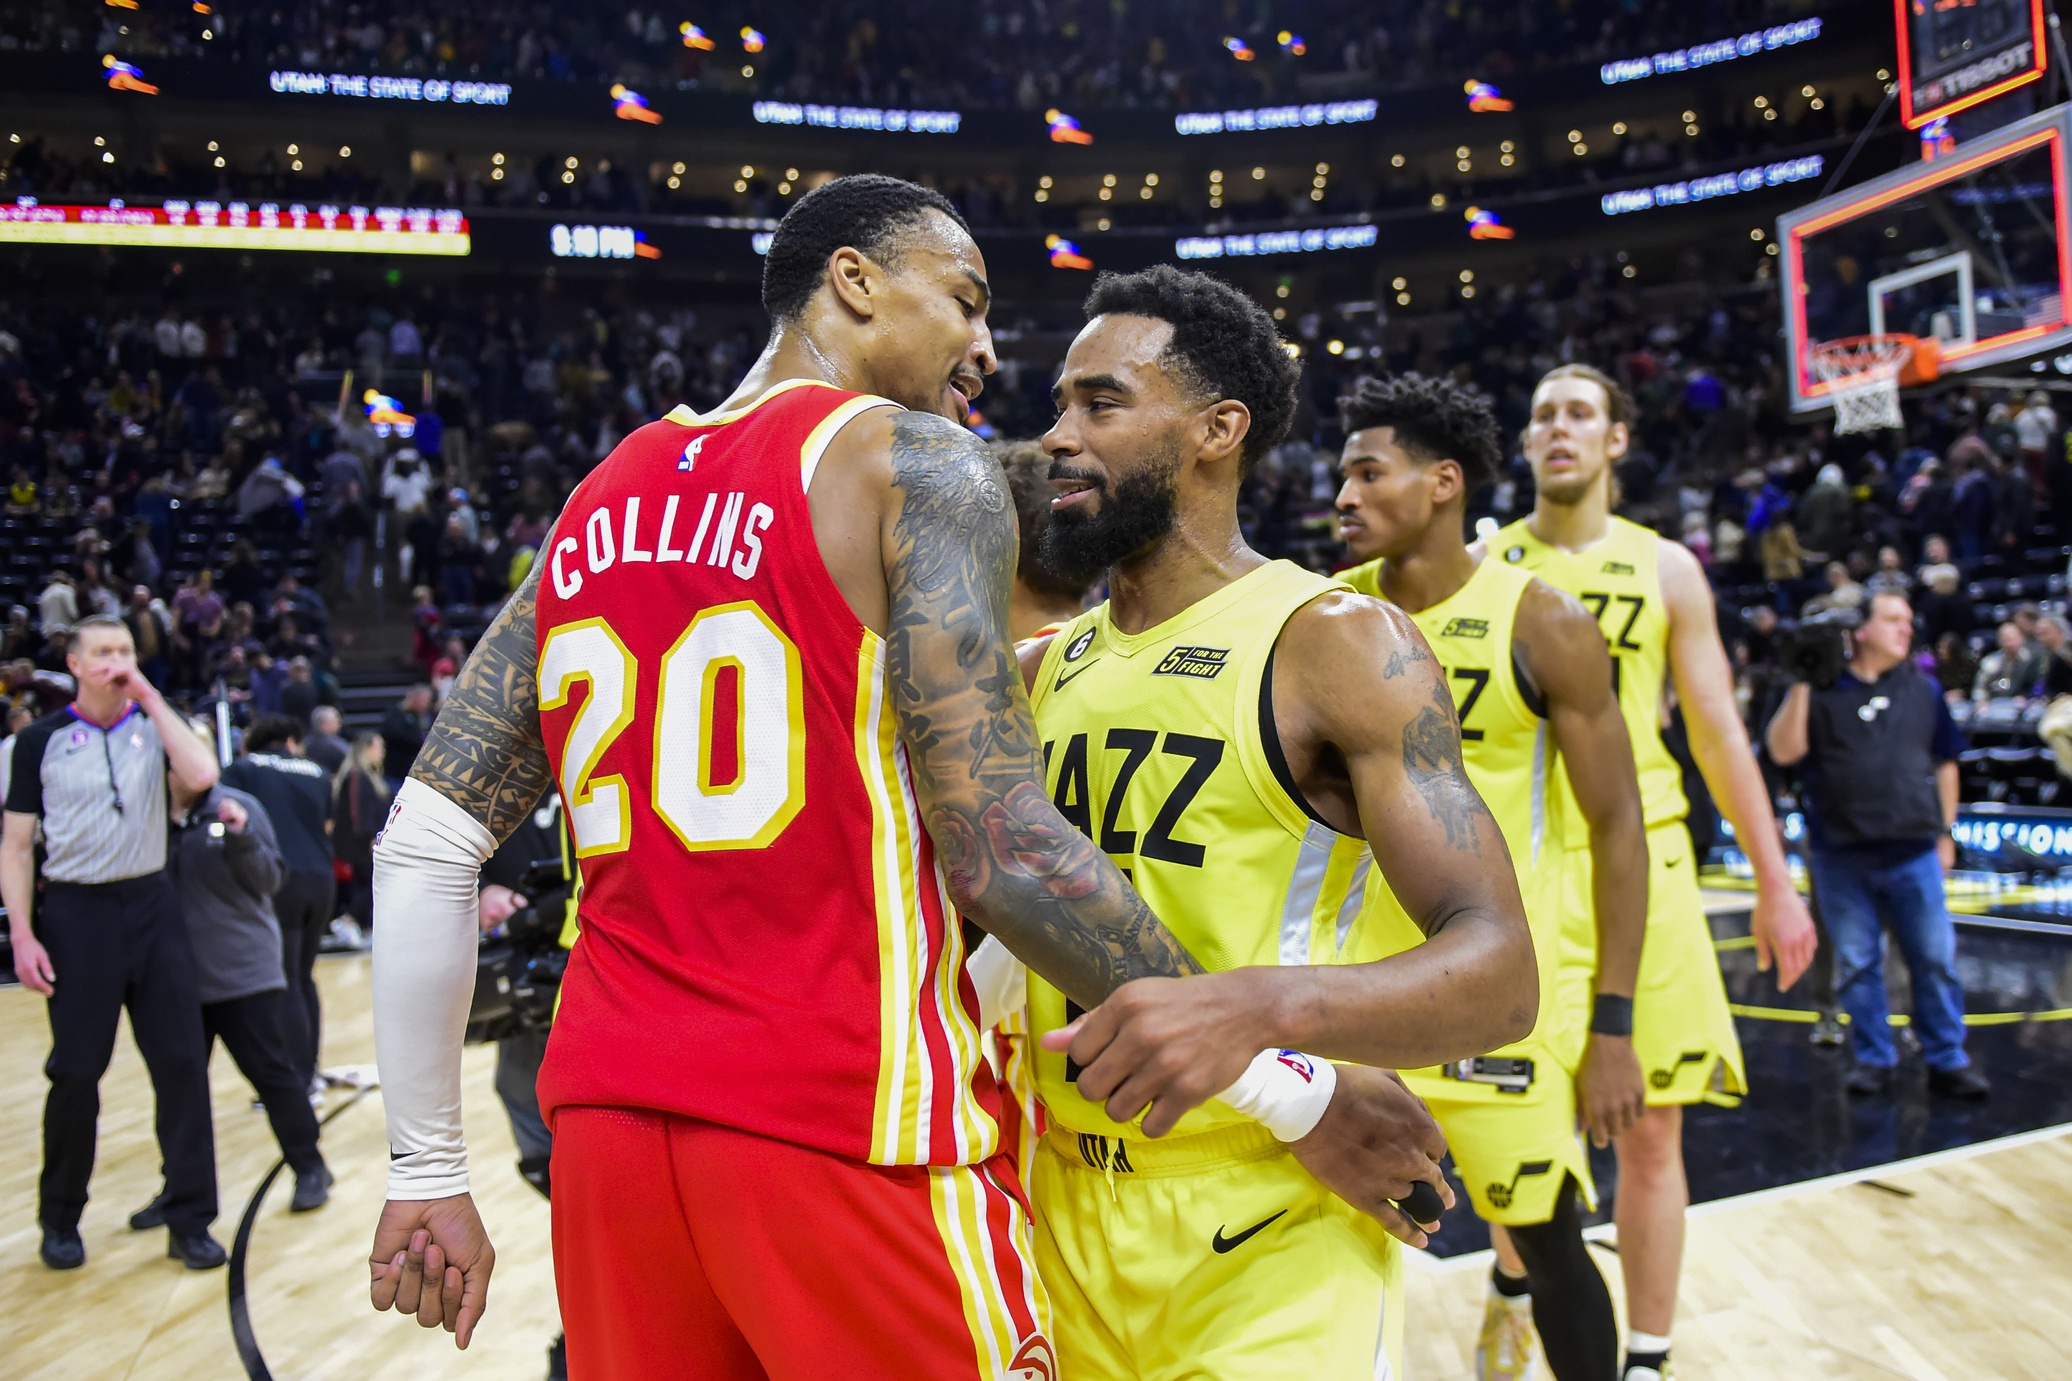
[3,614,226,1271]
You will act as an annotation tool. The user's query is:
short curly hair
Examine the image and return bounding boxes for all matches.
[761,174,970,321]
[1339,372,1504,495]
[1083,265,1298,475]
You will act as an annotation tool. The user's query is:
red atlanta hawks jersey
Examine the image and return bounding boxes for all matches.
[533,379,1002,1168]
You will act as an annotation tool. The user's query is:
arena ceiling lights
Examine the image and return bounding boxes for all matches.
[1598,15,1823,85]
[0,200,471,255]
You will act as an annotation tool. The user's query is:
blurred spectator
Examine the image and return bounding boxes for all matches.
[280,657,320,728]
[37,570,78,634]
[2015,390,2060,500]
[380,684,435,785]
[125,585,172,687]
[330,733,391,927]
[1796,464,1852,560]
[1914,564,1972,648]
[1803,562,1865,617]
[303,706,350,776]
[1973,622,2046,702]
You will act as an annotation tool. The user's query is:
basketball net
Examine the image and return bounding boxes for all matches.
[1808,335,1917,434]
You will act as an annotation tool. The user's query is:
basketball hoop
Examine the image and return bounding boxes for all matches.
[1808,334,1919,434]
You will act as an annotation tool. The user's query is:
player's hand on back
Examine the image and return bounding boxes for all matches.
[1041,968,1277,1137]
[1285,1065,1453,1248]
[1576,1032,1647,1148]
[369,1193,497,1349]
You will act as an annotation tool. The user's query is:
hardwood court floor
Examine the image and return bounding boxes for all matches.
[1404,1129,2072,1380]
[0,955,563,1381]
[3,955,2067,1379]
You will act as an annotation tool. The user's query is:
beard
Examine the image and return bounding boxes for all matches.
[1039,441,1182,584]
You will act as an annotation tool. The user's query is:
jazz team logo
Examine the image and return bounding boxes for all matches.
[1441,617,1490,639]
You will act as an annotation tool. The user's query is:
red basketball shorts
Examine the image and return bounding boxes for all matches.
[551,1106,1055,1380]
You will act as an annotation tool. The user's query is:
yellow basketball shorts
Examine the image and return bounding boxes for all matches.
[1030,1120,1404,1381]
[1557,820,1745,1106]
[1403,1045,1597,1227]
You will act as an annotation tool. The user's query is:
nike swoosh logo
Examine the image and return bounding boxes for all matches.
[390,1149,407,1161]
[1665,856,1684,868]
[1211,1209,1287,1254]
[1054,659,1101,691]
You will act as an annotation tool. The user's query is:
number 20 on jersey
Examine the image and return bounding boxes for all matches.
[539,601,805,857]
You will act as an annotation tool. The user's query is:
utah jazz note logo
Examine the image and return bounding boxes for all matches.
[1486,1159,1553,1210]
[1650,1051,1708,1090]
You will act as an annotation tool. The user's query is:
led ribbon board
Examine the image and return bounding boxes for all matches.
[1599,17,1823,84]
[267,70,511,104]
[1173,99,1376,135]
[750,101,959,132]
[1600,155,1824,215]
[0,201,471,255]
[1777,101,2072,411]
[1175,225,1377,258]
[1895,0,2046,129]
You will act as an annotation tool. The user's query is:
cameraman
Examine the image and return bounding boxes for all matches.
[1766,592,1989,1099]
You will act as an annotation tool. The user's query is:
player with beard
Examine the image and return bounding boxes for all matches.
[1334,373,1648,1381]
[989,265,1539,1378]
[1490,365,1818,1381]
[364,177,1472,1379]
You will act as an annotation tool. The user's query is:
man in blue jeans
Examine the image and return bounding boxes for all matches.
[1766,591,1990,1098]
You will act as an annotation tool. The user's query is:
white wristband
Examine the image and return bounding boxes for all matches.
[1216,1048,1338,1142]
[966,935,1027,1030]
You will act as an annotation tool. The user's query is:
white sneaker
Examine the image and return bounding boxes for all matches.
[1475,1293,1537,1381]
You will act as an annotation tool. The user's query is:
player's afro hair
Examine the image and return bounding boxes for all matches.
[760,174,970,321]
[1339,372,1504,495]
[1083,265,1299,475]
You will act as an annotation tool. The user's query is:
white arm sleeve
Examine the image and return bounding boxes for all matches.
[372,777,497,1200]
[967,935,1028,1030]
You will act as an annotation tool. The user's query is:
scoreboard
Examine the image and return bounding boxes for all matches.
[1896,0,2048,128]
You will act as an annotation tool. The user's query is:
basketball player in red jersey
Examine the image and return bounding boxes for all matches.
[365,176,1470,1379]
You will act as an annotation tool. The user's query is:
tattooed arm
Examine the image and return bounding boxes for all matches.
[406,557,553,842]
[365,558,546,1348]
[1242,593,1537,1067]
[881,412,1201,1008]
[1052,593,1532,1140]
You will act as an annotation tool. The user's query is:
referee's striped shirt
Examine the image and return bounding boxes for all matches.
[5,706,171,883]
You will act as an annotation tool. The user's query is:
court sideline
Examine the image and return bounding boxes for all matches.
[1,954,2065,1379]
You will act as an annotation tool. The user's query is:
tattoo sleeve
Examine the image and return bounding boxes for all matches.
[883,413,1202,1007]
[407,558,553,845]
[1400,679,1493,856]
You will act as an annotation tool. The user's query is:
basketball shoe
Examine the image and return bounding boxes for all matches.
[1476,1290,1538,1380]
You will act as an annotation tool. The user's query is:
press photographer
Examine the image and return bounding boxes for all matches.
[1764,592,1989,1099]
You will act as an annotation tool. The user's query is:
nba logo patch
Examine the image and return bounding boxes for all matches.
[679,434,707,471]
[1504,545,1526,563]
[69,729,87,748]
[1274,1050,1315,1083]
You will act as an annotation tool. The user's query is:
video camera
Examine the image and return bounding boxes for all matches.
[466,857,572,1043]
[1774,607,1860,689]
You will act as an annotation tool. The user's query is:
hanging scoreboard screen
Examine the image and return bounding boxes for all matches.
[0,200,471,255]
[1895,0,2048,129]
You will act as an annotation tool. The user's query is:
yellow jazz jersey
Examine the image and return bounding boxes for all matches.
[1490,514,1685,845]
[1026,560,1371,1141]
[1341,554,1572,1065]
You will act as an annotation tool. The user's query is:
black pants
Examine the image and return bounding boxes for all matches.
[273,869,336,1086]
[39,874,217,1235]
[205,990,324,1175]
